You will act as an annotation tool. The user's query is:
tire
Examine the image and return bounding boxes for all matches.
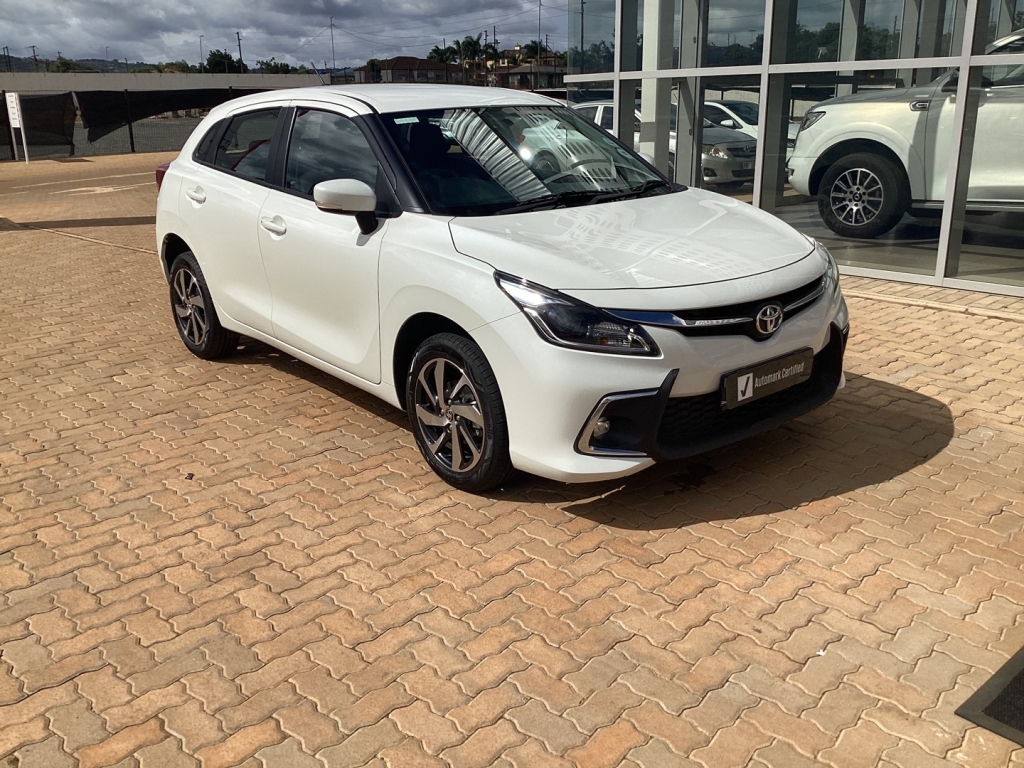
[406,333,515,492]
[168,251,239,360]
[533,151,560,179]
[818,152,908,239]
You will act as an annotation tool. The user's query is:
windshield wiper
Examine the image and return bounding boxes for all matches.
[590,179,673,204]
[496,190,600,215]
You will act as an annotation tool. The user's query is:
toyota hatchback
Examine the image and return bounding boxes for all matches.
[156,85,849,491]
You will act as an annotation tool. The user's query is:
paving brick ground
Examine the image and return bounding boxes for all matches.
[2,154,1024,768]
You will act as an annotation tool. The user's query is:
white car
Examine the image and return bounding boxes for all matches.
[571,101,758,187]
[704,100,801,149]
[156,85,849,491]
[789,29,1024,238]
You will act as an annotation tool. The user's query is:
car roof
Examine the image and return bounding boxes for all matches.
[230,85,562,114]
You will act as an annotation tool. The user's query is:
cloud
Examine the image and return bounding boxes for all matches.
[1,0,571,67]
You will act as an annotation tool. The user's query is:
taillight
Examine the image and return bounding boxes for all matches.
[155,163,170,190]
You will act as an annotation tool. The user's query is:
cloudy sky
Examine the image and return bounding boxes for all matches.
[0,0,573,67]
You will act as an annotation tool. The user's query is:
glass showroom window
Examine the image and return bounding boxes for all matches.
[564,0,1024,294]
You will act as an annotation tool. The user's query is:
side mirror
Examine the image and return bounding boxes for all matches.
[941,71,959,93]
[313,179,378,235]
[313,178,376,213]
[638,151,657,165]
[721,118,738,128]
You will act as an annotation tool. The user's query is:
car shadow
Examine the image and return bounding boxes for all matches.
[223,340,954,530]
[488,372,954,530]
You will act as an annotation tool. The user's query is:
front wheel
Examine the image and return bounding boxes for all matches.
[406,333,515,492]
[818,152,908,239]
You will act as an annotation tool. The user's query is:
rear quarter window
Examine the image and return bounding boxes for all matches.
[192,120,222,165]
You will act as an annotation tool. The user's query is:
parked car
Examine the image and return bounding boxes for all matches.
[571,101,758,187]
[789,29,1024,238]
[704,100,801,149]
[156,85,849,491]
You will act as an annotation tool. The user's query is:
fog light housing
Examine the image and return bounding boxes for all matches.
[592,417,611,438]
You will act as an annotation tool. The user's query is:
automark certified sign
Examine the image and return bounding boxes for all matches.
[5,93,22,129]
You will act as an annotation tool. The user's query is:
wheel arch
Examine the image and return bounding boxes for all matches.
[161,233,193,279]
[808,139,910,198]
[392,313,475,409]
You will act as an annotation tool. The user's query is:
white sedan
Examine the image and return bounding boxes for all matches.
[156,85,849,491]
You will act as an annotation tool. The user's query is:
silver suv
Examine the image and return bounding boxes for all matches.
[789,29,1024,238]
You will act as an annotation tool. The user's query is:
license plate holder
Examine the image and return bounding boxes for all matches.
[722,348,814,409]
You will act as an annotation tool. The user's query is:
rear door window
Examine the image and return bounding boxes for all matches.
[213,108,281,182]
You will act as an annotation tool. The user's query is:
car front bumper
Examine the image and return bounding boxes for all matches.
[474,287,849,483]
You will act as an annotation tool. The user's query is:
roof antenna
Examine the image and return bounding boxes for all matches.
[311,61,327,85]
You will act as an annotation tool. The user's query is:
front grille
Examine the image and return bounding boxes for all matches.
[655,326,845,458]
[729,144,757,159]
[673,275,826,341]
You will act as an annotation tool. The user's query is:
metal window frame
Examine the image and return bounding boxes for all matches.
[565,0,1024,297]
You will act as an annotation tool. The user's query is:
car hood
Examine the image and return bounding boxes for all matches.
[815,86,916,108]
[448,187,815,291]
[702,125,754,145]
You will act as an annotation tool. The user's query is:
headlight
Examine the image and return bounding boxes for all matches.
[816,240,840,295]
[495,273,659,356]
[799,111,825,133]
[702,144,730,159]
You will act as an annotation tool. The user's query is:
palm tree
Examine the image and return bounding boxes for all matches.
[481,42,498,85]
[455,33,483,84]
[427,45,454,63]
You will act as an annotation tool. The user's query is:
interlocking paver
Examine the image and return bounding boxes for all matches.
[3,154,1024,766]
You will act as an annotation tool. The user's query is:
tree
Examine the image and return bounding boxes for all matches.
[427,45,455,63]
[206,49,245,74]
[365,58,382,83]
[521,39,551,61]
[256,57,295,74]
[50,55,95,73]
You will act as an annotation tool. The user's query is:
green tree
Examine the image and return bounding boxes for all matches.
[206,49,246,74]
[365,58,382,83]
[256,57,295,74]
[427,45,455,63]
[50,55,95,72]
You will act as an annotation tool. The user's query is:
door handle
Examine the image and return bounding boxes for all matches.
[909,99,930,112]
[185,187,206,203]
[260,216,287,236]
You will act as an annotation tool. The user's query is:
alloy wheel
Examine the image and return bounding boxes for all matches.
[829,168,884,227]
[172,267,208,347]
[413,357,486,473]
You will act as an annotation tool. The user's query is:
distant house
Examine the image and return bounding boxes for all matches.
[495,63,566,91]
[355,57,464,84]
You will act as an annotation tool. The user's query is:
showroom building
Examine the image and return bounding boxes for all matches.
[566,0,1024,295]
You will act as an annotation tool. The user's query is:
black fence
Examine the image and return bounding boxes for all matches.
[0,87,270,161]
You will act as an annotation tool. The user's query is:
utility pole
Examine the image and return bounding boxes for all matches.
[330,17,336,77]
[124,57,129,72]
[105,46,110,60]
[493,26,499,86]
[536,0,542,91]
[580,1,586,67]
[29,45,39,71]
[443,38,448,84]
[199,36,204,72]
[236,31,244,72]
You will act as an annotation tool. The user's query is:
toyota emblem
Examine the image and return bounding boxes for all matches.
[755,304,783,337]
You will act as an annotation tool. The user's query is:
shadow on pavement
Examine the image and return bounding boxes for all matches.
[226,339,954,528]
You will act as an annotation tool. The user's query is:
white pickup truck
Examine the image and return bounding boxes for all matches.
[788,29,1024,238]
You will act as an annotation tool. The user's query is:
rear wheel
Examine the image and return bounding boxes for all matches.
[168,251,238,360]
[818,152,908,238]
[406,333,514,492]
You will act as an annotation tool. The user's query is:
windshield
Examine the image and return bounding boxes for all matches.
[381,105,669,216]
[722,102,759,125]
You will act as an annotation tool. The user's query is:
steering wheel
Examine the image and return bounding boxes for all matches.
[541,158,610,186]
